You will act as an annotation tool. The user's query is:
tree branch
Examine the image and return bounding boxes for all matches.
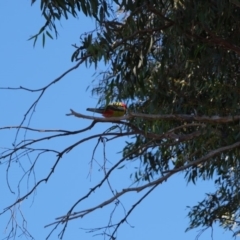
[67,108,240,123]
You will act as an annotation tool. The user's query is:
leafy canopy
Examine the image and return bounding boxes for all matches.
[31,0,240,237]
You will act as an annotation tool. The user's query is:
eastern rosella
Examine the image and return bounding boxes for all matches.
[86,102,127,118]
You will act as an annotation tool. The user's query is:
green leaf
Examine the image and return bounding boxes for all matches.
[117,165,125,169]
[46,31,53,40]
[42,32,45,47]
[80,0,88,16]
[99,6,104,23]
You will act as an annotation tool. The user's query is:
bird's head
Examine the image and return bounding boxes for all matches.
[121,103,127,110]
[112,102,127,110]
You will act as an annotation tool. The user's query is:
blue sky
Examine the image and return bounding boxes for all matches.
[0,1,235,240]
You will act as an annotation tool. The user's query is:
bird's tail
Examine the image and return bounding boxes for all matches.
[86,108,105,113]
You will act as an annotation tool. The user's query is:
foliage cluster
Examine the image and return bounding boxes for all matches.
[3,0,240,238]
[60,0,240,234]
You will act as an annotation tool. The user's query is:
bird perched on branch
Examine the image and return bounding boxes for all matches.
[86,102,127,118]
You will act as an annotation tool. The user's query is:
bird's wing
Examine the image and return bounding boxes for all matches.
[106,104,125,112]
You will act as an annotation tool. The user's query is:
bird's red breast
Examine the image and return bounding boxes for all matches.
[86,102,127,118]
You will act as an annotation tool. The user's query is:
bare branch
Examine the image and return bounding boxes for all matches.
[44,140,240,233]
[110,184,158,239]
[0,55,90,93]
[67,108,240,124]
[0,55,92,151]
[163,141,240,173]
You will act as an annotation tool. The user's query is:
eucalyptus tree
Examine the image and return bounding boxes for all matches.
[2,0,240,239]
